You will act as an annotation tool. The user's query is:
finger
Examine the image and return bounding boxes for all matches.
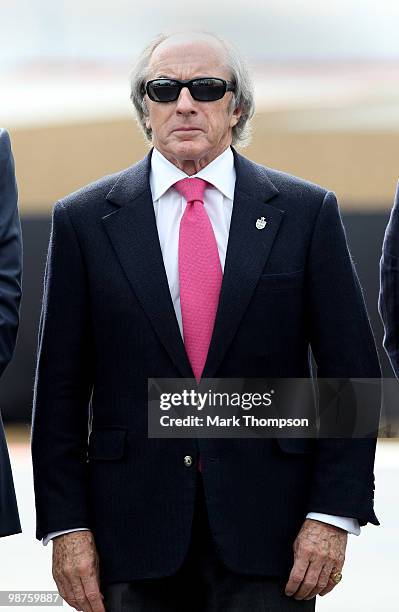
[319,580,338,596]
[70,574,94,612]
[304,560,335,600]
[81,573,106,612]
[285,554,310,596]
[292,557,325,600]
[319,569,343,597]
[54,574,80,611]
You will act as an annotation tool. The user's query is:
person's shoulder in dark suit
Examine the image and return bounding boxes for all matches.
[0,127,22,376]
[0,127,22,537]
[237,149,334,211]
[54,163,138,218]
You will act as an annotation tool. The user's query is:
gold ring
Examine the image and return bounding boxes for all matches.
[329,571,343,584]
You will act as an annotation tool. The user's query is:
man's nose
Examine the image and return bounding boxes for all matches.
[175,86,197,113]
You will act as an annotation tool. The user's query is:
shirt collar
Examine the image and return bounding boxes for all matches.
[150,145,236,201]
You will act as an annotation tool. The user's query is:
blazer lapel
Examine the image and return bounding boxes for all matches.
[201,147,284,378]
[102,149,194,379]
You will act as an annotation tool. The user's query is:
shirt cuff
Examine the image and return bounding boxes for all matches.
[42,528,90,546]
[306,513,361,536]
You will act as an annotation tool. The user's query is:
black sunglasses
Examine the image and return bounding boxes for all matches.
[145,77,236,102]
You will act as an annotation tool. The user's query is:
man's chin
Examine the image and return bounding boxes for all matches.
[172,140,207,160]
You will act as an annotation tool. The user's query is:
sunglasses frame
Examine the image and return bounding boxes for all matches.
[145,77,236,102]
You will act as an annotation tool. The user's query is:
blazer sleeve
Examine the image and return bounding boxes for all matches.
[306,190,380,526]
[0,129,22,378]
[31,201,94,540]
[378,182,399,378]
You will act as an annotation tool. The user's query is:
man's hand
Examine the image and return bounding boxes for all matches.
[52,530,105,612]
[285,519,347,601]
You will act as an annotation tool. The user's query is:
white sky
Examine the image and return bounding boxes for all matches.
[1,1,399,128]
[1,0,399,66]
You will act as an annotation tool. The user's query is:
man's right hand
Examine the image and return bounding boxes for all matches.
[52,530,105,612]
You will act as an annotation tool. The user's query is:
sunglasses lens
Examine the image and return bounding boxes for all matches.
[191,79,226,101]
[146,78,229,102]
[147,80,180,102]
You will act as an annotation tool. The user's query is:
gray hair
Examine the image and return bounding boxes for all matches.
[129,31,255,147]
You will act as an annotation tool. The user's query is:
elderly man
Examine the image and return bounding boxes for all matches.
[0,128,22,538]
[32,32,379,611]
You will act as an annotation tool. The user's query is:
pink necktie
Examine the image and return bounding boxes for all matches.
[173,178,223,383]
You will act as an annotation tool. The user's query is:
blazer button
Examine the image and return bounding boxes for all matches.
[184,455,193,467]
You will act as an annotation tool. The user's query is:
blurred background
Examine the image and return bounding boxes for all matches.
[1,1,398,609]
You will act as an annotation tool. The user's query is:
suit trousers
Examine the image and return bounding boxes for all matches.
[102,472,316,612]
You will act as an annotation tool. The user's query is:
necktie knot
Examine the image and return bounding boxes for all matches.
[173,177,208,203]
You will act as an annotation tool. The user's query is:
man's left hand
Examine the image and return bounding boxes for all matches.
[285,519,347,600]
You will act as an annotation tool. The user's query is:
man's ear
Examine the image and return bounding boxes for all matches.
[230,106,242,128]
[143,97,151,130]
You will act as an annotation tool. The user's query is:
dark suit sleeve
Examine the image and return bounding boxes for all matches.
[0,415,21,536]
[31,201,94,540]
[0,130,22,537]
[378,182,399,378]
[306,190,380,526]
[0,130,22,377]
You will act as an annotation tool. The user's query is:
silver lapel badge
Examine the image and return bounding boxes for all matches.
[256,216,267,230]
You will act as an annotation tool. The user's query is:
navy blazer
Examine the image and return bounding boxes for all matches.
[0,128,22,537]
[32,147,380,585]
[379,182,399,377]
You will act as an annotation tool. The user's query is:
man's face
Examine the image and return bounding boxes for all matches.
[144,36,242,166]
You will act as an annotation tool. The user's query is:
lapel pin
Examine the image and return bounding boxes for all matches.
[256,217,267,230]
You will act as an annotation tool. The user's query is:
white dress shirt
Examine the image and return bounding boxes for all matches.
[43,145,360,544]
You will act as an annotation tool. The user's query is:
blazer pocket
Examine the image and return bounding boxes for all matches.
[257,269,305,291]
[275,437,314,454]
[88,428,127,461]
